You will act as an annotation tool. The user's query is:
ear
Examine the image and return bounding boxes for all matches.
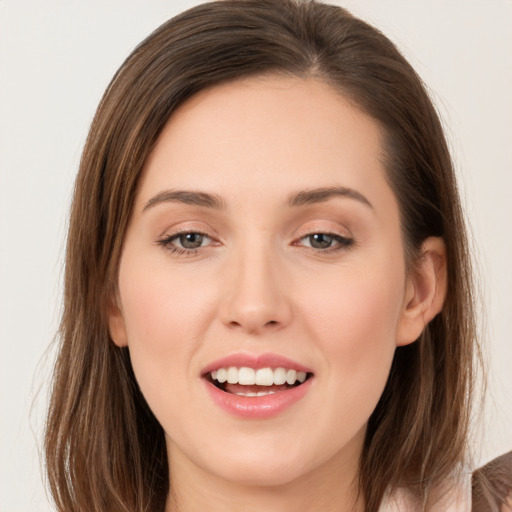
[107,293,129,347]
[396,237,447,347]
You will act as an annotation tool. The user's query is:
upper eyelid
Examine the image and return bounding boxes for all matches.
[157,213,354,243]
[293,225,352,241]
[160,228,350,238]
[158,222,352,238]
[297,231,351,240]
[294,232,353,248]
[161,230,215,245]
[159,224,219,241]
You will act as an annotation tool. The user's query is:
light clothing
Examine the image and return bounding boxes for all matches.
[379,471,472,512]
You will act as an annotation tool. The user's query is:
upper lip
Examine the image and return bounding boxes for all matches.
[201,353,313,376]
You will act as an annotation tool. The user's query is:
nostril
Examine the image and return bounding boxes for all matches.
[227,319,279,330]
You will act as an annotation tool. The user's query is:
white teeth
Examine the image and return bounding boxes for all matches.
[227,366,238,384]
[273,367,287,385]
[235,390,277,397]
[257,390,276,396]
[216,368,227,383]
[210,366,308,386]
[286,369,297,385]
[238,367,256,385]
[255,368,274,386]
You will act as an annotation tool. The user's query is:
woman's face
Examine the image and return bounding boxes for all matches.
[110,76,416,489]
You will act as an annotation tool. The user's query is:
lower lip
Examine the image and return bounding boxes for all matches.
[203,378,313,419]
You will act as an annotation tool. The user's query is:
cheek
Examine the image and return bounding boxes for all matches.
[302,261,404,411]
[305,260,404,347]
[116,256,214,413]
[118,256,212,349]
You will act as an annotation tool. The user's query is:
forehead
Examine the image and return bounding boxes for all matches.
[137,75,395,218]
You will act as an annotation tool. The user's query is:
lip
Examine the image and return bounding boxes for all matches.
[203,376,313,419]
[201,352,314,419]
[201,352,313,374]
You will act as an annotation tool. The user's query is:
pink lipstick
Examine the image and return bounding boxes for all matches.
[201,353,314,419]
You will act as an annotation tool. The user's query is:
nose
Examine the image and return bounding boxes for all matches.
[218,245,293,335]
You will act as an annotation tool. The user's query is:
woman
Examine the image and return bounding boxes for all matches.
[44,1,479,510]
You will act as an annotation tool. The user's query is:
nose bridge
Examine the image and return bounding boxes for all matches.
[220,234,291,333]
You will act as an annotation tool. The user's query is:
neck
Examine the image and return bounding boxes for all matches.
[165,432,365,512]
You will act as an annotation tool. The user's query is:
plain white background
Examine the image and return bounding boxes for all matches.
[0,1,511,510]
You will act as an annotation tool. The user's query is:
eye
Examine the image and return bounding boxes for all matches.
[157,231,214,255]
[297,232,354,252]
[174,232,209,249]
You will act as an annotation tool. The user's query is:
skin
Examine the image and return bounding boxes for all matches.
[108,75,447,512]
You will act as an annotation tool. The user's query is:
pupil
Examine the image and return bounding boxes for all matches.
[310,233,332,249]
[180,233,203,249]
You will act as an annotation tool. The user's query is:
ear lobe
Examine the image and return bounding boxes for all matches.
[396,237,447,347]
[107,294,128,347]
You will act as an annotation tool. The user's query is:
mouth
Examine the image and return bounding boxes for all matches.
[201,354,314,418]
[205,366,313,397]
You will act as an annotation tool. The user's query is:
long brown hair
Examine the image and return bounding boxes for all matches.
[45,1,479,510]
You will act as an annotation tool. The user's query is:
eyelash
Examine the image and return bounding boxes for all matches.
[157,230,213,257]
[294,232,354,253]
[157,231,354,257]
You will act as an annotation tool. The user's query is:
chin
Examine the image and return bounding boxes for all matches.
[206,455,310,488]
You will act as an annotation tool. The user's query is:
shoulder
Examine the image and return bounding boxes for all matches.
[472,451,512,512]
[380,472,472,512]
[378,450,512,511]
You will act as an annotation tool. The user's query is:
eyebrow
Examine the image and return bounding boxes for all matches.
[143,185,373,212]
[288,186,373,209]
[143,189,226,211]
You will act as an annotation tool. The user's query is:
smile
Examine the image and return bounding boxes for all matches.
[209,367,309,396]
[201,354,314,418]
